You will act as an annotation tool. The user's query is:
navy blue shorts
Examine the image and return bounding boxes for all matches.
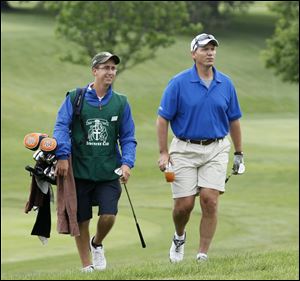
[75,178,122,223]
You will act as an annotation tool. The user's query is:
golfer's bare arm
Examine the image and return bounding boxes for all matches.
[229,119,243,153]
[156,116,170,170]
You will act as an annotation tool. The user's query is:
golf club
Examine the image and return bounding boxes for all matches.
[225,171,233,183]
[114,168,146,248]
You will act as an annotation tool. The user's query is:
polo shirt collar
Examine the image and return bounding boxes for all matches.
[87,83,112,97]
[190,64,222,83]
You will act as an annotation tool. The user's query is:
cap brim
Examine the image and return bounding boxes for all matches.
[92,54,120,67]
[198,38,219,47]
[105,55,120,65]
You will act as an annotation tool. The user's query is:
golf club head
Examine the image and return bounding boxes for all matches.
[45,154,56,164]
[33,150,44,161]
[44,166,56,182]
[114,168,123,177]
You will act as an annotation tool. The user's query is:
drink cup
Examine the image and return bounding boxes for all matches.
[164,163,175,182]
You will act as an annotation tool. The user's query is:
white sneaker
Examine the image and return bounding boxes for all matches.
[196,252,208,262]
[169,232,186,263]
[80,265,94,273]
[90,237,107,270]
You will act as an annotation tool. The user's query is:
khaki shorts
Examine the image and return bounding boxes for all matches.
[169,137,231,199]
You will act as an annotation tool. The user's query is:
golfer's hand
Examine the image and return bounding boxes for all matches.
[120,164,131,184]
[232,152,245,175]
[158,152,172,172]
[55,159,69,178]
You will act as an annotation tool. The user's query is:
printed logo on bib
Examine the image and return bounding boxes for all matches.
[86,118,109,146]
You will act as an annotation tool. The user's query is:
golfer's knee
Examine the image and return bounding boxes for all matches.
[201,198,218,216]
[174,205,193,217]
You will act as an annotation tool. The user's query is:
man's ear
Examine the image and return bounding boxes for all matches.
[92,67,97,76]
[191,51,197,61]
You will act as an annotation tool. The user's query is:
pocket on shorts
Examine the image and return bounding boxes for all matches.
[223,137,231,152]
[169,137,186,155]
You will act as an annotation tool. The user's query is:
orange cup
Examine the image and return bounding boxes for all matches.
[165,171,175,182]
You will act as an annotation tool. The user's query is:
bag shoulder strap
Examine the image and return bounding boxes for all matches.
[66,88,88,144]
[66,87,87,117]
[73,87,86,116]
[66,88,86,116]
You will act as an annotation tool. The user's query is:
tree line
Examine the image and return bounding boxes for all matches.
[3,1,298,83]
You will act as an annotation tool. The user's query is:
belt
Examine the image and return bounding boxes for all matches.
[178,137,224,146]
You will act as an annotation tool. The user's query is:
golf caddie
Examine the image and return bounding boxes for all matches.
[156,33,245,263]
[53,52,137,272]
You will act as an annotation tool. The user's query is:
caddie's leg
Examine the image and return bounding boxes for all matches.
[173,196,195,236]
[75,220,91,267]
[198,188,220,254]
[93,214,116,245]
[92,179,121,245]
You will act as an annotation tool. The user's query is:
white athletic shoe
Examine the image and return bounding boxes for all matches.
[90,237,107,270]
[169,232,186,263]
[80,265,94,273]
[196,252,208,262]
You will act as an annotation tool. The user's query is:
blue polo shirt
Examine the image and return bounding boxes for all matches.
[158,65,242,139]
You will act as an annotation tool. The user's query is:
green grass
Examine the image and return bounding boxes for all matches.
[2,250,298,280]
[1,4,299,280]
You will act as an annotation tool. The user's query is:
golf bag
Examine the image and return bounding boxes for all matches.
[23,88,86,186]
[24,133,57,185]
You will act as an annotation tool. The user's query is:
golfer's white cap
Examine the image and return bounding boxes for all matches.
[191,33,219,52]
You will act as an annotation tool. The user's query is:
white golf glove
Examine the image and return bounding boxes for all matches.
[232,152,245,175]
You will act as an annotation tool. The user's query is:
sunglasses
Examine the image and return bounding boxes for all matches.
[192,34,216,51]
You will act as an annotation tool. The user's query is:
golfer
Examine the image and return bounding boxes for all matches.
[53,52,137,272]
[156,33,245,263]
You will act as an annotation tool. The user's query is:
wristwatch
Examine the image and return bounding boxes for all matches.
[234,151,243,155]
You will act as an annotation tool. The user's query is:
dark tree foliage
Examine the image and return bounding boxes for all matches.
[262,1,299,83]
[45,1,202,73]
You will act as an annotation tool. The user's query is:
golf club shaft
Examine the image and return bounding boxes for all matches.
[225,170,237,183]
[123,183,146,248]
[225,174,232,183]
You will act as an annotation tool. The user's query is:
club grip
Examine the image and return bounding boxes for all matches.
[136,222,146,248]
